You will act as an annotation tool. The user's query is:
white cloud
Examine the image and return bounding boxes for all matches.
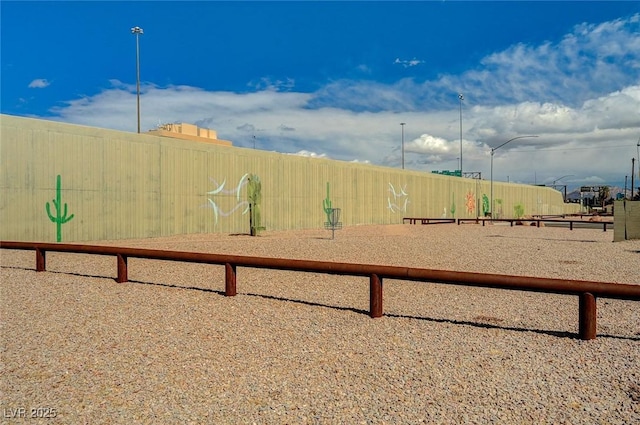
[463,14,640,106]
[408,134,451,154]
[28,78,50,88]
[287,150,328,159]
[393,58,425,68]
[247,77,295,91]
[357,64,372,74]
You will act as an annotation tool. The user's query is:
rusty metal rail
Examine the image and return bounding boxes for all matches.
[403,218,456,225]
[2,241,639,340]
[457,218,613,231]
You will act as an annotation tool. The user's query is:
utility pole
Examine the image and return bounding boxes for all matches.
[458,93,464,175]
[400,122,406,169]
[131,26,143,133]
[625,175,628,199]
[632,158,636,200]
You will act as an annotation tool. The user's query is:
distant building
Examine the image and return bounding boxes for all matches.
[148,122,232,146]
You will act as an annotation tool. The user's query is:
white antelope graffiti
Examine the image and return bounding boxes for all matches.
[206,173,250,224]
[387,182,410,213]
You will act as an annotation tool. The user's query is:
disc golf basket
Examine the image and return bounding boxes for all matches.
[324,208,342,239]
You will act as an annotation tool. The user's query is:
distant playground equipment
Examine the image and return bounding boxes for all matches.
[324,208,342,239]
[322,182,342,239]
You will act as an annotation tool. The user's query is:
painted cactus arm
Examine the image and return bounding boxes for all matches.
[61,202,74,223]
[46,200,56,222]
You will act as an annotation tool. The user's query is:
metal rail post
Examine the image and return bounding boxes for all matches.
[370,274,383,318]
[36,248,46,272]
[225,263,237,296]
[117,254,128,283]
[579,293,597,340]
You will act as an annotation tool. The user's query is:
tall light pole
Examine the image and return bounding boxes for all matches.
[131,26,143,133]
[635,136,640,197]
[637,136,640,177]
[490,135,538,218]
[458,94,464,176]
[632,158,636,200]
[400,122,406,169]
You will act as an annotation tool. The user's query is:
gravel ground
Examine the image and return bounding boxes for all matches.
[1,223,639,424]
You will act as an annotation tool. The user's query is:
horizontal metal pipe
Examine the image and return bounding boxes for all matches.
[2,241,639,300]
[457,218,613,228]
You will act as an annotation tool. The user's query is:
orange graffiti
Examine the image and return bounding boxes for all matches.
[465,191,475,214]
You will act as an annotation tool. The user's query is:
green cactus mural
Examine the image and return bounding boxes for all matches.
[495,199,503,218]
[450,193,456,217]
[247,174,265,236]
[323,182,333,222]
[45,174,74,242]
[482,194,490,217]
[514,203,525,219]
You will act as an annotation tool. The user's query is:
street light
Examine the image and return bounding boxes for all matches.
[131,26,143,133]
[490,135,538,218]
[400,122,406,169]
[634,137,640,197]
[458,94,464,175]
[553,174,574,203]
[552,174,574,186]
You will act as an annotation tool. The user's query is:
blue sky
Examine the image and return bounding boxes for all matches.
[2,1,640,192]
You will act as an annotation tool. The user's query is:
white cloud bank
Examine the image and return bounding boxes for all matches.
[45,14,640,189]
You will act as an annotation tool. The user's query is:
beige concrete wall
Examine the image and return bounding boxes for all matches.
[613,200,640,241]
[1,114,579,242]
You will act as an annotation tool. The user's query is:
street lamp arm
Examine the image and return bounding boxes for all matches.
[553,174,574,185]
[491,135,538,153]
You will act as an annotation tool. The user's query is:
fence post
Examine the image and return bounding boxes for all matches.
[225,263,237,296]
[116,254,128,283]
[579,292,597,340]
[370,274,383,318]
[36,248,46,272]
